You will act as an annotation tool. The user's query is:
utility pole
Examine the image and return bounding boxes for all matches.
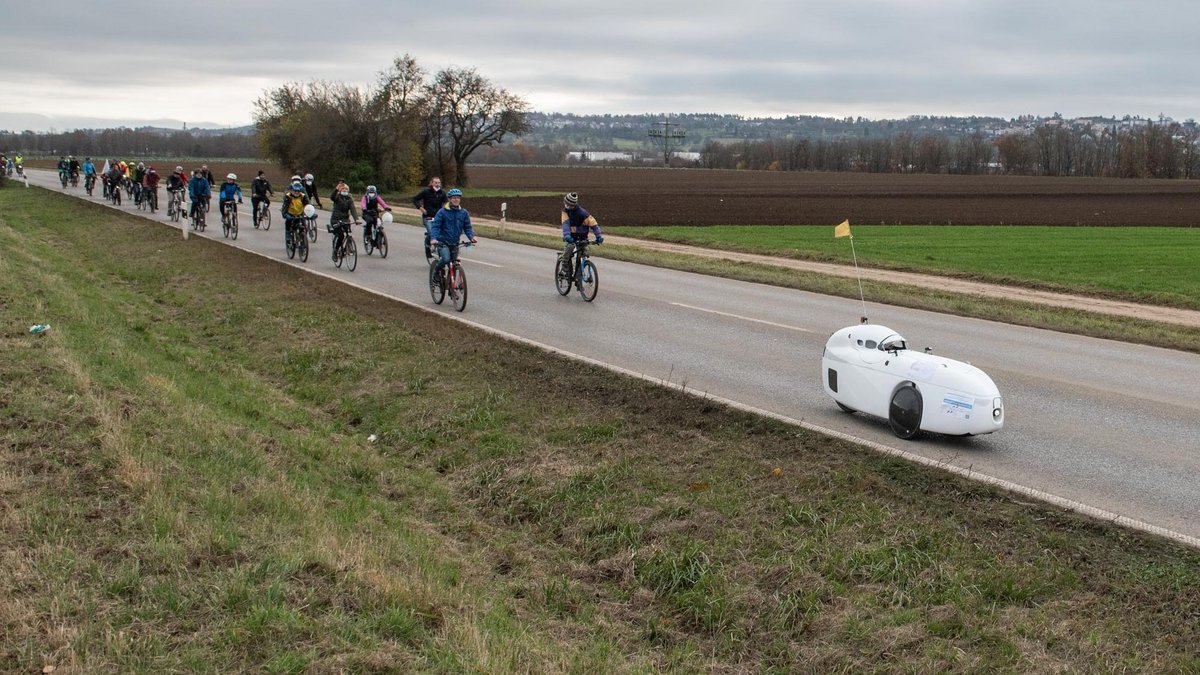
[648,115,686,166]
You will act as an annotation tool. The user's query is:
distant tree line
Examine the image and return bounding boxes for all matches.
[690,120,1200,178]
[253,54,529,189]
[0,127,257,161]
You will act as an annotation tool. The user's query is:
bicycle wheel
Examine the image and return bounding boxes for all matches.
[113,189,121,206]
[363,228,374,255]
[307,219,317,243]
[222,210,231,238]
[578,260,598,302]
[450,264,467,312]
[298,235,309,263]
[149,192,157,213]
[377,231,388,259]
[334,239,343,268]
[230,209,238,240]
[286,231,296,259]
[262,208,271,231]
[554,255,571,295]
[345,238,357,271]
[429,265,446,304]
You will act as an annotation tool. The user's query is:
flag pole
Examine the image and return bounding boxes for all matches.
[849,234,867,322]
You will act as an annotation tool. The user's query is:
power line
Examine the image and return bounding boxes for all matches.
[648,116,686,166]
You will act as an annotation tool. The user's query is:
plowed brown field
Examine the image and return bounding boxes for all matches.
[465,166,1200,228]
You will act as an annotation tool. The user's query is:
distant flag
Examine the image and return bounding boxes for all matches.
[100,159,110,176]
[834,219,852,238]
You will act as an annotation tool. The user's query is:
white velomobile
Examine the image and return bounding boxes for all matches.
[821,323,1004,439]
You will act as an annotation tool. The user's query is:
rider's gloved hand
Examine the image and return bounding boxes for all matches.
[563,235,574,243]
[595,235,604,244]
[469,237,477,244]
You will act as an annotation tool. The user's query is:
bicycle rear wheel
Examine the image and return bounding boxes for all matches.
[345,238,357,271]
[429,265,446,304]
[555,255,571,295]
[578,260,598,302]
[450,264,467,311]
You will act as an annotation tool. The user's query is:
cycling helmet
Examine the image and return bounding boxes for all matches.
[304,173,314,181]
[175,165,183,172]
[290,174,301,182]
[226,173,237,180]
[366,185,377,193]
[564,192,579,207]
[290,182,303,191]
[447,188,462,197]
[137,162,145,169]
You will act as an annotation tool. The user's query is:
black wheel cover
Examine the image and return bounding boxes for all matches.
[889,385,923,439]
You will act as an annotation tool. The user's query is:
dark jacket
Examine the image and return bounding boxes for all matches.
[412,186,447,219]
[431,205,474,243]
[328,190,359,222]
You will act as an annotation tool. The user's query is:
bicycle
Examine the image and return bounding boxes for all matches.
[190,200,207,232]
[307,215,318,243]
[68,171,79,188]
[253,198,272,230]
[109,179,122,206]
[362,210,389,258]
[58,170,68,188]
[555,239,600,302]
[429,240,472,312]
[167,189,185,222]
[330,219,358,271]
[143,187,158,213]
[285,216,311,263]
[221,199,240,240]
[84,174,96,196]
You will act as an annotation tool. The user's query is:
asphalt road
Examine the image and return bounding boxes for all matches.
[25,170,1200,546]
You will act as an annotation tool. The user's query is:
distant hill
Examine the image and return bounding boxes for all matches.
[0,112,252,134]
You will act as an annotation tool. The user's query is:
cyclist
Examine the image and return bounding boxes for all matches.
[560,192,604,282]
[105,161,124,198]
[142,165,161,209]
[131,162,147,203]
[303,173,323,208]
[411,176,447,261]
[281,181,310,247]
[81,157,96,192]
[199,164,215,189]
[188,169,211,223]
[327,179,360,261]
[13,153,24,177]
[218,173,243,223]
[250,170,274,223]
[56,156,69,186]
[360,185,391,244]
[67,156,81,184]
[429,188,476,289]
[166,165,187,204]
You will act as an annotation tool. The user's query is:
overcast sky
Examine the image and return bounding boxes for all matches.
[3,0,1199,132]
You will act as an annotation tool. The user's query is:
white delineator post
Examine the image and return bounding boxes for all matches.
[500,202,508,236]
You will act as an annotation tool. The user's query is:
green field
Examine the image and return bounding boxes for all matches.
[605,225,1200,310]
[3,184,1200,672]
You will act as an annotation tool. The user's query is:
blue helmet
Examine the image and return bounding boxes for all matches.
[447,188,462,197]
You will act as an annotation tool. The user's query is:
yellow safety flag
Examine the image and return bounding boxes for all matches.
[834,219,852,238]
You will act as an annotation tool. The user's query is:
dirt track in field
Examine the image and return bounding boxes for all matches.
[465,166,1200,228]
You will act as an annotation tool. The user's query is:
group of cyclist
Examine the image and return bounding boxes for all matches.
[2,152,24,177]
[54,160,604,295]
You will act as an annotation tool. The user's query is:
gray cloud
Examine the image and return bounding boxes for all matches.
[4,0,1199,131]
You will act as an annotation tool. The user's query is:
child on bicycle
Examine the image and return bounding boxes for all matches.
[327,179,361,261]
[429,188,476,287]
[360,185,391,243]
[218,173,243,222]
[281,181,310,246]
[560,192,604,281]
[188,169,211,222]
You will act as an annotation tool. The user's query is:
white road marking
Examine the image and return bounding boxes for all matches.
[462,258,503,268]
[670,302,816,333]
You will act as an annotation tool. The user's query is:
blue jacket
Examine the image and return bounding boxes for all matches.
[561,206,601,240]
[188,175,211,200]
[218,182,242,201]
[431,205,474,243]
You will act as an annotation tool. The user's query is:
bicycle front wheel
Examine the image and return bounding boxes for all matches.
[261,208,271,231]
[377,232,388,259]
[345,238,357,271]
[554,255,571,295]
[578,260,598,302]
[230,210,238,240]
[450,264,467,312]
[308,220,317,243]
[298,236,309,263]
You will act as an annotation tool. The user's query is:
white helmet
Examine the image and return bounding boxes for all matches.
[304,173,314,181]
[226,173,237,180]
[290,174,302,182]
[175,165,183,172]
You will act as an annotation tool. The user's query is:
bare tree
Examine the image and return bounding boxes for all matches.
[424,67,530,185]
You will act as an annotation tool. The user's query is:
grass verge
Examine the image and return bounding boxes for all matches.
[3,184,1199,673]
